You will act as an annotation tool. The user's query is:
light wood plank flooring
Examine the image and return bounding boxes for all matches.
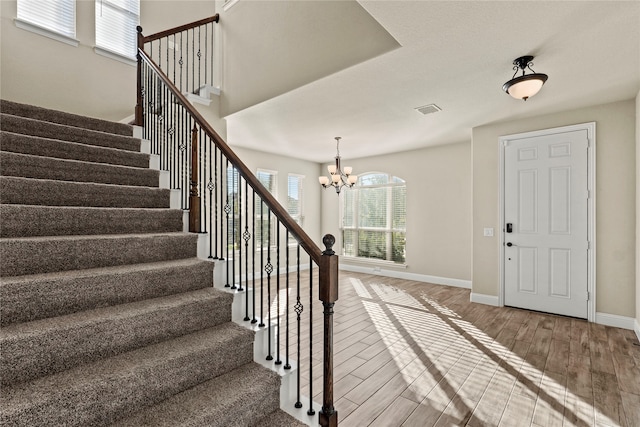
[259,271,640,426]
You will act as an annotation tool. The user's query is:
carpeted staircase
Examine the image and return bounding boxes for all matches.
[0,100,306,426]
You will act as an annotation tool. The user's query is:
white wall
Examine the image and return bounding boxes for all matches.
[0,0,214,121]
[321,141,472,285]
[215,0,398,117]
[473,99,636,318]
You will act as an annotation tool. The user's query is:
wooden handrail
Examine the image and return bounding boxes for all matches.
[137,50,323,264]
[141,15,219,44]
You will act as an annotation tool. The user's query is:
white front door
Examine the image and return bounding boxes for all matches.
[503,127,590,318]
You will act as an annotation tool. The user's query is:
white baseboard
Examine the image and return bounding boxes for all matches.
[595,312,636,330]
[470,293,500,307]
[339,264,471,289]
[635,318,640,342]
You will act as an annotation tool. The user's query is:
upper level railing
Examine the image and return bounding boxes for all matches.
[135,16,338,427]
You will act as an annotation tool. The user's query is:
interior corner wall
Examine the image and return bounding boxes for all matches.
[472,99,636,318]
[0,1,213,121]
[321,141,472,283]
[636,90,640,336]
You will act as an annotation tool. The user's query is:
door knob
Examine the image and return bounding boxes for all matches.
[506,242,515,247]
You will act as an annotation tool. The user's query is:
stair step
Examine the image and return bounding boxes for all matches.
[0,323,255,427]
[110,362,281,427]
[1,131,149,168]
[0,176,170,208]
[0,205,183,237]
[0,113,140,151]
[253,410,309,427]
[1,151,160,187]
[0,232,198,277]
[1,259,214,327]
[0,99,133,136]
[1,287,233,386]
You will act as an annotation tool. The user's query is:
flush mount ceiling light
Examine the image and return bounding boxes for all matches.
[502,55,548,101]
[318,137,357,194]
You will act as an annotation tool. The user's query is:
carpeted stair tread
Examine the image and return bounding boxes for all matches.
[1,151,160,187]
[0,99,132,136]
[1,131,149,168]
[1,258,214,327]
[0,113,139,151]
[0,176,170,208]
[0,232,197,277]
[1,204,183,237]
[0,322,255,427]
[110,362,281,427]
[252,410,309,427]
[1,287,233,386]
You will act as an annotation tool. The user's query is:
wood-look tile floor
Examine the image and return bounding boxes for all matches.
[261,271,640,427]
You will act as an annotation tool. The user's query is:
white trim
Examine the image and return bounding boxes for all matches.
[14,18,79,47]
[595,312,636,331]
[93,46,137,66]
[498,122,596,321]
[339,263,471,289]
[223,0,241,11]
[470,293,500,306]
[635,318,640,342]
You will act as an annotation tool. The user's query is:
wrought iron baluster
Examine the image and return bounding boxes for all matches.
[284,231,291,370]
[242,179,250,314]
[275,221,281,365]
[234,170,240,291]
[218,151,224,260]
[258,199,265,327]
[224,159,231,287]
[251,188,257,324]
[266,208,273,361]
[179,32,183,92]
[308,258,315,416]
[231,166,237,290]
[197,26,201,94]
[294,244,303,409]
[207,144,218,259]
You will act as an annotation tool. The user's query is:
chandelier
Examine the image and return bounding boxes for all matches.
[318,137,357,194]
[502,55,548,101]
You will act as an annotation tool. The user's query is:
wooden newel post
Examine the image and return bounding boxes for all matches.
[319,234,339,427]
[189,125,201,232]
[135,26,144,127]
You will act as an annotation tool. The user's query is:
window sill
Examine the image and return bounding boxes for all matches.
[14,18,79,47]
[340,256,407,269]
[94,46,137,66]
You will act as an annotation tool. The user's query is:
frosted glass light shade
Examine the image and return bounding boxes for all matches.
[503,73,547,100]
[347,175,357,184]
[332,174,341,183]
[328,165,337,174]
[319,176,329,185]
[343,166,352,175]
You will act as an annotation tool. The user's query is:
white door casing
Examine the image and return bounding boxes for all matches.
[500,123,595,320]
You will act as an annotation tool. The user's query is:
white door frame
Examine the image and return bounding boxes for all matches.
[498,122,596,321]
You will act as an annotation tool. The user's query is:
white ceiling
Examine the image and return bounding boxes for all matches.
[224,1,640,163]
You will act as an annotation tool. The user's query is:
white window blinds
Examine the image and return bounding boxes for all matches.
[341,172,407,263]
[95,0,139,59]
[17,0,75,38]
[287,175,303,225]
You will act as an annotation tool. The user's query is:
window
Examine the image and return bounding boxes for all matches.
[226,166,240,250]
[16,0,76,44]
[255,169,277,248]
[95,0,140,60]
[287,174,304,242]
[341,172,406,263]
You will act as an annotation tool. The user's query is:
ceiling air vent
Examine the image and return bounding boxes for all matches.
[415,104,442,115]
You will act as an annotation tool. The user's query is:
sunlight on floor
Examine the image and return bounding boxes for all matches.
[345,277,614,426]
